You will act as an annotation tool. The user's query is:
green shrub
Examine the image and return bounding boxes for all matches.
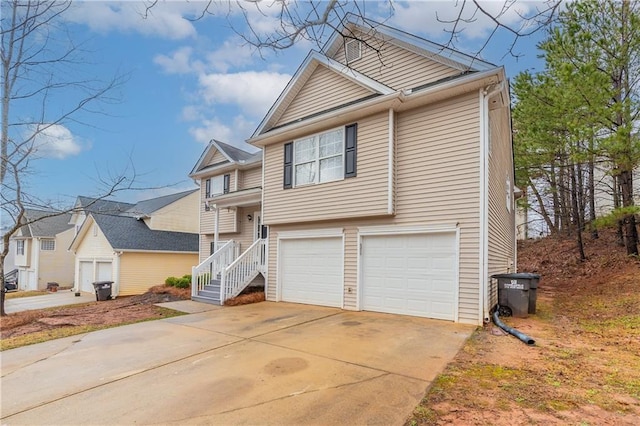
[164,275,191,288]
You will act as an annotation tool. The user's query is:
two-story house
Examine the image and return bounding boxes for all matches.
[189,140,264,303]
[12,209,75,291]
[192,17,516,325]
[69,190,200,297]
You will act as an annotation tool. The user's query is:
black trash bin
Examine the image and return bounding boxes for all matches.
[92,281,113,301]
[491,273,540,318]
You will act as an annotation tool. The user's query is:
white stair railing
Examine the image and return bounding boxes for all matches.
[191,240,237,298]
[221,239,266,302]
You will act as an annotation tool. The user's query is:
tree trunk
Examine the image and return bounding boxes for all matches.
[529,177,557,235]
[588,153,598,239]
[571,163,587,261]
[619,169,639,256]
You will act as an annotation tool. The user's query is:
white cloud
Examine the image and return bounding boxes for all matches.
[66,1,201,40]
[205,37,257,73]
[154,47,203,75]
[30,124,86,159]
[389,1,534,40]
[189,115,257,146]
[197,71,291,117]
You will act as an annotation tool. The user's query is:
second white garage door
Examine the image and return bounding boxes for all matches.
[361,232,457,320]
[279,237,343,308]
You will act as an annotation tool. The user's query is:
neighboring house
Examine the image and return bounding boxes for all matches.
[11,209,75,291]
[193,17,517,325]
[69,190,200,297]
[189,140,264,303]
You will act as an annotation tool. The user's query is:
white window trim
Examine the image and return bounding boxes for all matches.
[293,127,345,187]
[16,240,25,255]
[40,239,55,251]
[208,175,224,197]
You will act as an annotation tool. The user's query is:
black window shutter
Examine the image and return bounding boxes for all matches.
[210,241,215,255]
[283,142,293,189]
[205,178,211,198]
[345,123,357,178]
[223,174,230,194]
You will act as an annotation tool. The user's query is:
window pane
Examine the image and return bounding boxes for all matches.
[295,162,316,185]
[319,155,343,182]
[295,137,316,162]
[210,176,223,196]
[319,130,343,157]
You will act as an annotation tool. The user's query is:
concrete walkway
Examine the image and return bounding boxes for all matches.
[1,302,474,425]
[4,290,95,314]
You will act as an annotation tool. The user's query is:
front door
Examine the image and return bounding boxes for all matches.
[253,211,261,241]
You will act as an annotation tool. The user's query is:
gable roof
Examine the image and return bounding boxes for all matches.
[19,209,73,238]
[250,15,498,139]
[325,14,496,72]
[124,189,197,218]
[75,196,135,216]
[189,139,261,178]
[74,213,198,253]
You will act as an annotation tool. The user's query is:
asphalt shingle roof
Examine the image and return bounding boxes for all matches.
[124,189,197,217]
[214,140,260,163]
[21,209,73,238]
[76,197,135,215]
[92,213,198,252]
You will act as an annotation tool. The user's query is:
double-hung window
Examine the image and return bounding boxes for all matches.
[284,124,357,188]
[16,240,25,255]
[205,174,230,198]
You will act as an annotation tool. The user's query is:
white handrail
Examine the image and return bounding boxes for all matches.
[221,239,266,302]
[191,240,237,298]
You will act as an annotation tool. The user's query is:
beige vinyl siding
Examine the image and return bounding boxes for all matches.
[263,112,390,224]
[333,35,460,91]
[37,228,75,288]
[267,92,482,324]
[119,252,197,296]
[76,223,114,257]
[275,65,374,127]
[241,166,262,190]
[199,175,238,234]
[487,105,516,309]
[147,191,199,233]
[210,150,228,164]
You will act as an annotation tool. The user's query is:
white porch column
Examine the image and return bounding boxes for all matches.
[213,206,219,252]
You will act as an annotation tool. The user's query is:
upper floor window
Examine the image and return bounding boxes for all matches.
[16,240,25,255]
[205,174,230,198]
[284,124,357,189]
[506,177,512,213]
[41,239,55,251]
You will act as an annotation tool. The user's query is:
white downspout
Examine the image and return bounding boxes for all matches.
[479,83,503,324]
[114,251,122,298]
[388,108,395,215]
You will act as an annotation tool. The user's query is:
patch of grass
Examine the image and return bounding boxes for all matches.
[1,307,185,351]
[4,290,48,299]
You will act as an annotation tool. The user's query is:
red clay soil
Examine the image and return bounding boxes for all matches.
[407,228,640,425]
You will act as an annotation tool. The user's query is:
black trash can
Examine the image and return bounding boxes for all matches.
[92,281,113,301]
[491,273,540,318]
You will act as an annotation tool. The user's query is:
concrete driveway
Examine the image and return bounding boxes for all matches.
[1,302,474,425]
[4,290,95,314]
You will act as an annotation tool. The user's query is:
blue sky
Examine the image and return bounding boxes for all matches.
[13,1,548,206]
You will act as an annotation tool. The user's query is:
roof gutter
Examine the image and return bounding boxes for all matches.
[249,67,504,147]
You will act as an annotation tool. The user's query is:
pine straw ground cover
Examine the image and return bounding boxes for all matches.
[1,285,265,351]
[406,228,640,425]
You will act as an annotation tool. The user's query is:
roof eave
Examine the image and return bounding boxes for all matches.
[249,67,504,147]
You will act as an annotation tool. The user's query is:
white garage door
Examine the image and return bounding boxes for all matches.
[79,261,94,293]
[361,232,457,320]
[280,237,343,307]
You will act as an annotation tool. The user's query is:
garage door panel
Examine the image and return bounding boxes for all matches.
[362,233,456,320]
[280,237,343,308]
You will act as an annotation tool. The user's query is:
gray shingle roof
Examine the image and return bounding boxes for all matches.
[92,213,198,252]
[124,189,197,217]
[76,196,135,215]
[21,209,73,238]
[214,140,260,163]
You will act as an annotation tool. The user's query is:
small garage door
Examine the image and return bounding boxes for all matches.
[280,237,343,307]
[361,232,457,320]
[79,261,94,293]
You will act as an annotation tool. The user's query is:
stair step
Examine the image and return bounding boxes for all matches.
[191,295,222,306]
[198,289,220,298]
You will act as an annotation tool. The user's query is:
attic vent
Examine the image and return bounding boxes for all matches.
[345,39,362,63]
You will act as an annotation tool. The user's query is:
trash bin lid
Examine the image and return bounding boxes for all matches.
[92,281,114,286]
[491,273,540,279]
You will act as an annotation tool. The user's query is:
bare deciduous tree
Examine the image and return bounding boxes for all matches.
[1,0,134,315]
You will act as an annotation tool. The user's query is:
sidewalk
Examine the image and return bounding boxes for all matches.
[4,290,95,314]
